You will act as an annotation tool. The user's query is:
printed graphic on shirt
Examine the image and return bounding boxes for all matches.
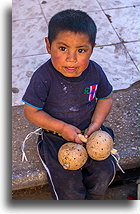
[83,87,90,95]
[83,84,98,101]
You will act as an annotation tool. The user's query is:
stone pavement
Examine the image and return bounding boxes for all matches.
[12,0,140,106]
[12,0,140,193]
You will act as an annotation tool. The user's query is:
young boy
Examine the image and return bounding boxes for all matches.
[22,9,116,200]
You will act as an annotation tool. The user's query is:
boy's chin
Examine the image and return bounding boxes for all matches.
[60,69,83,78]
[63,73,82,77]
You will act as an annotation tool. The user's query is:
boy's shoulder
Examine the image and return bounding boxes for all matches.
[31,59,55,84]
[34,59,51,76]
[89,60,103,72]
[88,60,106,79]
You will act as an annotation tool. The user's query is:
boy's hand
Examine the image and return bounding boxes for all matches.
[60,124,83,144]
[84,122,101,138]
[84,94,113,138]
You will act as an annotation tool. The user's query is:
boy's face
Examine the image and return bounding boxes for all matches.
[45,31,94,77]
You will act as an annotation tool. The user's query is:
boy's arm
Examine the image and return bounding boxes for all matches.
[24,104,82,143]
[84,94,113,138]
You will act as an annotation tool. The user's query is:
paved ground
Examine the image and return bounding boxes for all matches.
[12,0,140,106]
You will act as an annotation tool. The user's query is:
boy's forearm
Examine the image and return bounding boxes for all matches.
[84,95,113,137]
[24,104,83,143]
[24,105,66,134]
[91,95,113,128]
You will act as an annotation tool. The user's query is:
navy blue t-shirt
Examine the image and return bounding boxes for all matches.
[22,59,112,130]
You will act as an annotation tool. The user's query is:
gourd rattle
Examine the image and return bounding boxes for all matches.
[58,130,117,170]
[78,130,117,160]
[58,142,88,170]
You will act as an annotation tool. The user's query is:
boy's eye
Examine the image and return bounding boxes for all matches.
[59,47,66,51]
[78,49,86,53]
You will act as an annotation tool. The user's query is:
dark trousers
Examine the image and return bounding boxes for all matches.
[37,126,116,200]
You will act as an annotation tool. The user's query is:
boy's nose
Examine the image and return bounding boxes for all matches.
[66,51,77,62]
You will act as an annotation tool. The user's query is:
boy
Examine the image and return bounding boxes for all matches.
[22,9,116,200]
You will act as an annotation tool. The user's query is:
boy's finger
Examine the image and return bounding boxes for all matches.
[84,126,95,138]
[84,127,91,138]
[76,128,81,134]
[74,134,83,144]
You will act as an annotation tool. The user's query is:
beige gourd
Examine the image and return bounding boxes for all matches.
[58,142,88,170]
[58,130,117,170]
[78,130,117,160]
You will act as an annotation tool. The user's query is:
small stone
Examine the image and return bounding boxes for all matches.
[41,1,47,4]
[12,88,19,93]
[131,147,137,150]
[26,71,33,77]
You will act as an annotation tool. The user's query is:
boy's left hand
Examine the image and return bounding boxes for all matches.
[84,122,101,138]
[84,94,113,139]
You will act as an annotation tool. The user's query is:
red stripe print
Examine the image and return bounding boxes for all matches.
[88,84,98,101]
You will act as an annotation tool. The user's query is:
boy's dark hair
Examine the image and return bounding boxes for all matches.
[48,9,97,46]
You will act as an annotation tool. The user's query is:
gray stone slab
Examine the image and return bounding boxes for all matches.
[12,17,48,58]
[39,0,102,21]
[104,6,140,42]
[91,45,140,90]
[12,82,140,191]
[12,0,43,20]
[97,0,140,9]
[104,82,140,170]
[12,105,47,190]
[12,54,50,106]
[88,11,120,46]
[124,41,140,70]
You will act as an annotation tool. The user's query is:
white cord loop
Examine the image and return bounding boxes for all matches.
[21,128,125,175]
[21,128,42,162]
[111,153,125,174]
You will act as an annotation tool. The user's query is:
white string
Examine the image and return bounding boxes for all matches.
[21,127,42,162]
[21,128,125,175]
[111,153,125,174]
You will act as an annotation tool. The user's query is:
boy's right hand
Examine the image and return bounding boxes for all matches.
[60,124,83,144]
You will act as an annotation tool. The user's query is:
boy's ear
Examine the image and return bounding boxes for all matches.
[91,43,96,53]
[45,37,51,54]
[92,43,96,49]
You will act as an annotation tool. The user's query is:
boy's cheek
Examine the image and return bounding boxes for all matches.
[51,52,91,67]
[79,58,90,66]
[51,56,64,69]
[52,55,63,64]
[51,51,64,61]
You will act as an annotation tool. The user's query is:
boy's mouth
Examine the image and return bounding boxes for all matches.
[64,67,77,73]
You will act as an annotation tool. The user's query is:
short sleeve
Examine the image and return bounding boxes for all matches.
[22,69,50,109]
[95,63,113,99]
